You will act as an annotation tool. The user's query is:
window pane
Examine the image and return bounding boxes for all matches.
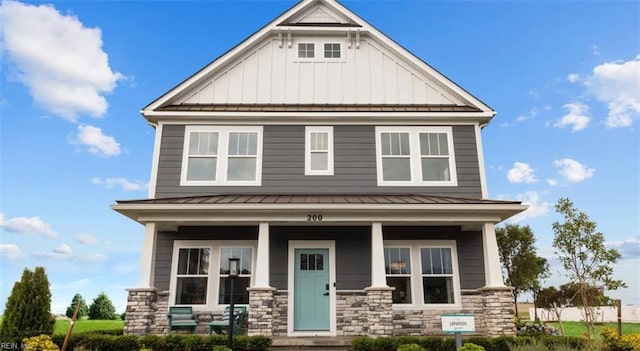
[324,43,341,58]
[387,277,411,303]
[311,132,328,151]
[381,133,409,156]
[189,132,200,154]
[176,277,207,304]
[421,248,432,274]
[438,133,449,155]
[220,248,253,274]
[218,277,250,304]
[316,254,323,270]
[189,132,218,156]
[227,158,257,181]
[423,277,454,304]
[421,158,450,181]
[188,248,200,274]
[382,158,411,181]
[431,248,443,274]
[199,249,210,275]
[429,134,439,156]
[384,248,411,274]
[308,254,317,270]
[442,248,453,274]
[187,157,216,181]
[310,152,328,171]
[300,254,308,270]
[177,249,189,275]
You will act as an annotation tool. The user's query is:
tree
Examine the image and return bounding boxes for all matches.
[0,267,55,342]
[65,293,89,319]
[496,223,549,316]
[552,197,626,339]
[535,286,569,335]
[88,292,117,320]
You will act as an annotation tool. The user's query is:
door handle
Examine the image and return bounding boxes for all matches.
[323,283,330,296]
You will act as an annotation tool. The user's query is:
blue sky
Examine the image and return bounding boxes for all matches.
[0,0,638,314]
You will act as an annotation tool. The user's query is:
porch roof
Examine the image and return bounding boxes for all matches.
[112,194,527,225]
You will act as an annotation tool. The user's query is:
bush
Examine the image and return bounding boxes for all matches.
[214,346,232,351]
[397,343,425,351]
[417,336,445,351]
[248,335,273,351]
[602,327,640,351]
[0,267,55,343]
[373,337,397,351]
[23,335,60,351]
[351,336,374,351]
[459,343,485,351]
[88,292,117,320]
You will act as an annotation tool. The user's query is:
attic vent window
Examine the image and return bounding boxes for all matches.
[324,43,341,58]
[298,43,315,58]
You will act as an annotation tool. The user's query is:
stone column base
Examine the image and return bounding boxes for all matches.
[365,287,395,336]
[247,287,277,336]
[125,288,157,335]
[479,286,516,336]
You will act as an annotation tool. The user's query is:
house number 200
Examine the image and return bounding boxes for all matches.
[307,214,323,222]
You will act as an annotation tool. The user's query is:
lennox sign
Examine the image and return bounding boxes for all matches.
[441,314,475,333]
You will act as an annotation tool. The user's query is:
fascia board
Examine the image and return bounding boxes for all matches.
[142,110,494,119]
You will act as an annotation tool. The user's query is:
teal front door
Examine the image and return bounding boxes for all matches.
[294,249,330,331]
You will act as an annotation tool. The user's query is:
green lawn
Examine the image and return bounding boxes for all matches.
[53,319,124,335]
[550,321,640,337]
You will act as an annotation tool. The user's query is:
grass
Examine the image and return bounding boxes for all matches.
[549,321,640,337]
[53,319,124,335]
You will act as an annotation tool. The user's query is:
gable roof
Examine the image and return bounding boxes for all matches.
[143,0,494,120]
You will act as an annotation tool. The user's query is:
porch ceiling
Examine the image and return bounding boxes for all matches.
[112,194,526,226]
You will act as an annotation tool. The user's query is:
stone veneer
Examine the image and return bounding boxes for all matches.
[125,287,515,337]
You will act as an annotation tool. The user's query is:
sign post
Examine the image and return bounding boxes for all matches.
[441,314,475,350]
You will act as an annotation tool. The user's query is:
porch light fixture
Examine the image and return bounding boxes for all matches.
[227,257,240,348]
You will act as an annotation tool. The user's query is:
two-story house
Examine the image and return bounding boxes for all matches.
[113,0,526,337]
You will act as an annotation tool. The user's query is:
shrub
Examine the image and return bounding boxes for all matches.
[23,335,60,351]
[491,335,519,351]
[233,335,250,351]
[458,342,485,351]
[214,346,233,351]
[351,336,374,351]
[248,335,273,351]
[417,336,445,351]
[88,292,117,320]
[396,336,420,346]
[373,337,396,351]
[140,334,163,351]
[182,334,210,351]
[111,334,140,351]
[602,327,640,351]
[516,320,559,337]
[397,343,425,351]
[0,267,55,343]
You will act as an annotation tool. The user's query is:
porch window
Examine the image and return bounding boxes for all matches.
[175,248,210,305]
[375,127,457,186]
[384,240,461,309]
[218,247,253,304]
[181,126,263,186]
[305,126,334,175]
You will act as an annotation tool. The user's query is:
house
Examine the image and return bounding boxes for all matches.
[112,0,527,337]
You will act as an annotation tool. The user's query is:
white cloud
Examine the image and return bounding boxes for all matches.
[507,162,538,184]
[34,244,107,263]
[567,73,580,83]
[547,179,558,186]
[70,125,121,157]
[76,232,99,245]
[502,191,552,223]
[0,1,123,120]
[0,212,58,238]
[555,102,591,132]
[607,236,640,258]
[0,244,23,259]
[92,177,148,191]
[586,55,640,128]
[554,158,595,182]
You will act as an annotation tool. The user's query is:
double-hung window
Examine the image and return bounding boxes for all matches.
[375,127,457,186]
[181,126,262,186]
[170,241,256,310]
[305,126,333,175]
[384,241,460,309]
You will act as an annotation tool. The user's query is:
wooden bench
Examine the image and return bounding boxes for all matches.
[209,306,247,335]
[167,306,198,334]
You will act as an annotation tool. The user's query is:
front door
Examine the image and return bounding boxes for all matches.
[294,249,330,331]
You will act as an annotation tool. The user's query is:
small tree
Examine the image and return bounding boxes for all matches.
[0,267,55,342]
[65,293,89,319]
[88,292,117,320]
[552,197,626,339]
[496,224,549,316]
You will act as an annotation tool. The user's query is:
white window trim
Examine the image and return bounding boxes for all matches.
[169,240,257,312]
[296,42,316,60]
[321,42,343,60]
[384,240,461,310]
[294,41,345,62]
[375,126,458,186]
[180,126,263,186]
[305,126,334,176]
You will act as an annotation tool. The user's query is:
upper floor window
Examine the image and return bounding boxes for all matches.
[375,127,457,186]
[181,126,263,186]
[384,241,460,309]
[298,43,315,58]
[324,43,341,58]
[305,126,334,176]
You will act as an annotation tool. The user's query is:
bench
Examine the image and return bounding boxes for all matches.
[209,306,247,335]
[167,306,198,334]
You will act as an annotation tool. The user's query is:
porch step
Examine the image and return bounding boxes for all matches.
[271,337,353,351]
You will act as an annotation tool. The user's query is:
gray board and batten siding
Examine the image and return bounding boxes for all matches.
[155,125,482,198]
[152,225,485,292]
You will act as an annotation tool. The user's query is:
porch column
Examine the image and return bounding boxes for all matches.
[482,223,506,287]
[370,222,388,288]
[139,222,157,287]
[253,222,270,288]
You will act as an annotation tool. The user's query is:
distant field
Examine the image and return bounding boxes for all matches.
[53,319,124,335]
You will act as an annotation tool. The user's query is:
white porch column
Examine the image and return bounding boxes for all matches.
[370,222,388,288]
[482,223,506,287]
[253,222,271,288]
[138,222,157,287]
